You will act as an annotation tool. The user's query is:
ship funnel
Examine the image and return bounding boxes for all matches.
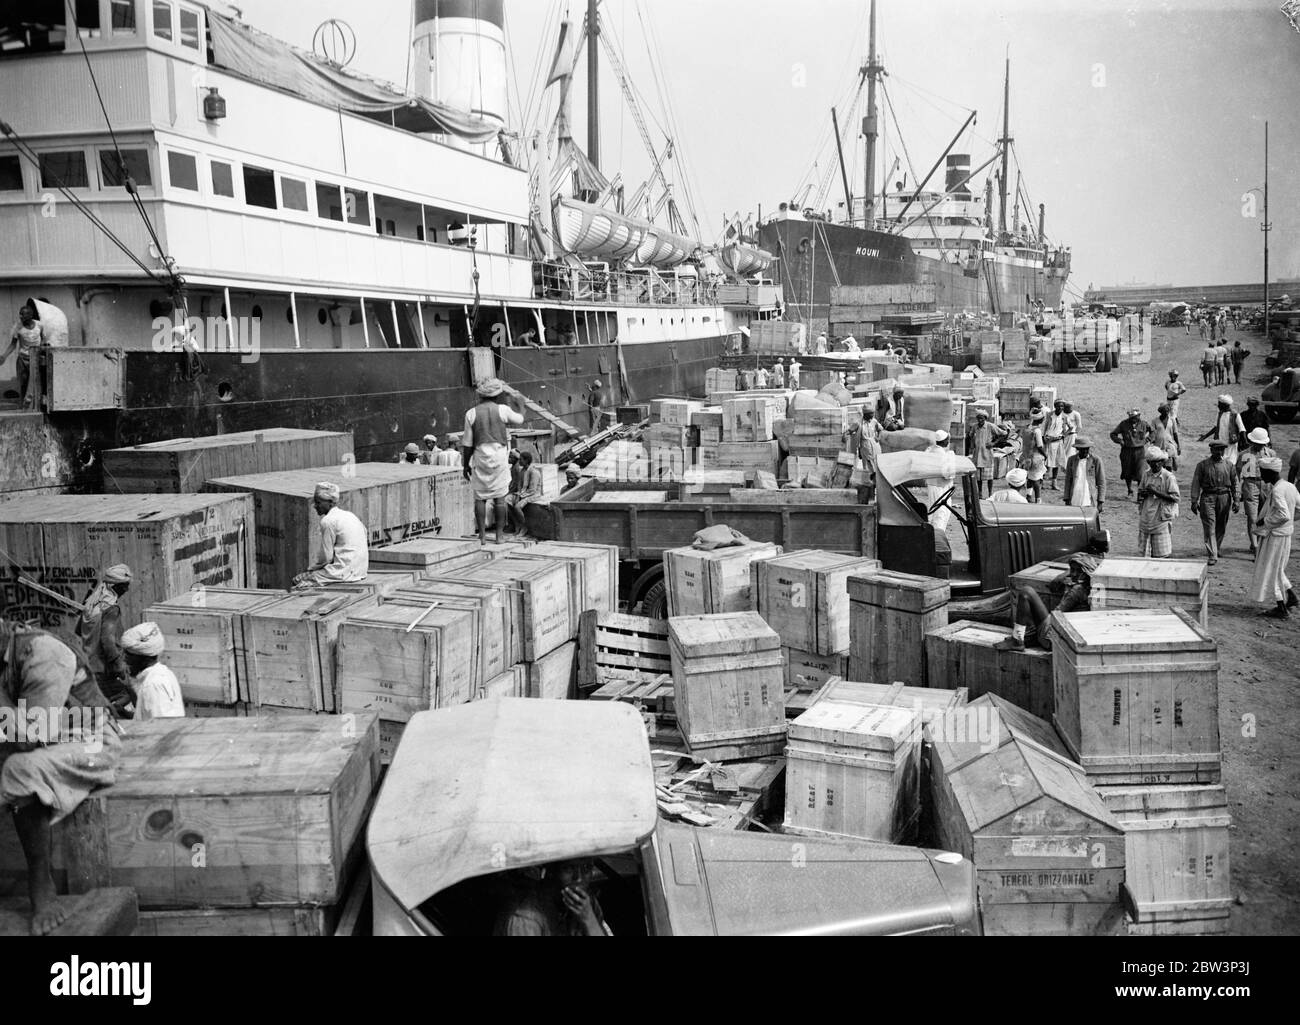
[411,0,507,129]
[945,154,971,199]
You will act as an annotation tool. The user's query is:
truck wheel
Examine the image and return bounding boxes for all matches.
[639,580,669,620]
[1265,404,1297,424]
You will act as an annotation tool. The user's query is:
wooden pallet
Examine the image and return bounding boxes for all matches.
[578,611,672,693]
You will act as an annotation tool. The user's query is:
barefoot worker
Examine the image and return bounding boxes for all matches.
[461,378,525,545]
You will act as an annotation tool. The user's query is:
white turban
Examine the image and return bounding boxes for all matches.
[1005,468,1028,487]
[121,622,165,657]
[314,482,341,502]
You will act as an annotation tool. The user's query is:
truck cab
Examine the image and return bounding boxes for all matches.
[368,700,980,936]
[875,450,1099,597]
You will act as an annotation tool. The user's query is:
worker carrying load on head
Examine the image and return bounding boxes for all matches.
[292,482,369,589]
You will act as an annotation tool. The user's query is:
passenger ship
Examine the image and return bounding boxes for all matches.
[0,0,773,490]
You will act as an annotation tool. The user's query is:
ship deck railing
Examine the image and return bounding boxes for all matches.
[534,261,721,308]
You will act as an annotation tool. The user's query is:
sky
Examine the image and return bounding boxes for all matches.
[233,0,1300,295]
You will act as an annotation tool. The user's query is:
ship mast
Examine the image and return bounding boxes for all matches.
[587,0,600,173]
[861,0,881,228]
[998,56,1011,239]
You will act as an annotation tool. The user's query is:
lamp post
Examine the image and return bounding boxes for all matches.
[1262,122,1271,345]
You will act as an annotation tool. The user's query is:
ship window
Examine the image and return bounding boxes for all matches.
[0,156,23,192]
[100,149,152,188]
[74,0,100,37]
[316,181,343,221]
[242,165,277,209]
[151,1,172,40]
[166,150,198,191]
[178,6,200,49]
[111,0,137,34]
[39,151,89,190]
[281,176,309,212]
[344,187,370,226]
[211,159,234,197]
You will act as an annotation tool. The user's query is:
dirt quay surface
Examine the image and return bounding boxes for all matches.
[997,323,1298,936]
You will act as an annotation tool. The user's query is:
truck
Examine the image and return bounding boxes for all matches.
[367,699,981,936]
[1262,367,1299,424]
[543,451,1099,614]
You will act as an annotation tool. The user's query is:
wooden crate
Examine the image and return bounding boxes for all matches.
[705,368,738,394]
[0,716,381,909]
[669,612,786,763]
[617,403,652,425]
[381,589,502,688]
[134,903,343,937]
[244,590,379,712]
[204,463,472,590]
[336,603,478,724]
[441,557,571,661]
[1101,784,1232,936]
[367,536,482,571]
[847,570,950,687]
[103,429,353,494]
[1089,558,1209,629]
[650,399,700,425]
[481,665,527,700]
[664,541,781,617]
[753,551,881,654]
[0,493,256,629]
[577,612,672,693]
[783,699,922,843]
[930,726,1126,936]
[698,440,781,474]
[925,620,1054,720]
[526,640,578,699]
[721,397,777,442]
[338,570,419,598]
[1051,609,1221,784]
[144,587,283,706]
[517,541,618,621]
[966,693,1071,761]
[393,577,521,671]
[1009,560,1071,611]
[784,647,849,691]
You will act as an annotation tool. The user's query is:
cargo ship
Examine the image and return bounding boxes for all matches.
[758,0,1071,324]
[0,0,776,494]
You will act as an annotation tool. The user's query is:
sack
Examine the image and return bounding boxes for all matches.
[692,525,751,550]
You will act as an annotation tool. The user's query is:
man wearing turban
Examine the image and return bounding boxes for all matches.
[292,482,369,589]
[75,564,132,709]
[120,622,184,721]
[461,379,525,545]
[1136,447,1180,558]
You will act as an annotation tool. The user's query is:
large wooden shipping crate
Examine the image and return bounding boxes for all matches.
[336,603,478,726]
[1051,609,1221,784]
[0,494,257,628]
[143,587,282,706]
[394,577,521,672]
[753,551,882,655]
[1088,558,1209,628]
[103,429,354,494]
[367,537,482,572]
[925,620,1055,720]
[930,723,1127,936]
[721,397,778,442]
[526,640,578,700]
[1008,560,1072,611]
[848,570,950,687]
[0,716,381,908]
[440,557,571,660]
[669,612,786,762]
[204,463,472,590]
[517,541,619,621]
[783,699,922,843]
[698,440,781,474]
[1100,784,1232,936]
[784,648,850,691]
[664,541,782,617]
[244,590,379,712]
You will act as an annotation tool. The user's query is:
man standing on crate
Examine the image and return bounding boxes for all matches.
[75,564,132,713]
[462,378,526,546]
[1109,409,1153,500]
[1190,440,1239,566]
[0,618,121,935]
[1250,457,1299,619]
[1136,447,1180,558]
[292,483,369,589]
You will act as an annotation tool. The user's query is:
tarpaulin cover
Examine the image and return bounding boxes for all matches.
[207,12,500,145]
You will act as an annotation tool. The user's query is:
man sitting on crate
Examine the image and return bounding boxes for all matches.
[995,532,1110,653]
[291,483,369,590]
[0,618,121,935]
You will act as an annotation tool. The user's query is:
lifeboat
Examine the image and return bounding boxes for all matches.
[553,196,696,269]
[719,242,774,277]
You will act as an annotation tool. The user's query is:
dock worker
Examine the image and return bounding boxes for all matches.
[966,410,1010,499]
[1109,408,1154,499]
[1237,428,1277,557]
[494,858,610,936]
[1151,404,1180,471]
[772,361,786,388]
[815,332,828,355]
[1164,369,1187,425]
[1020,408,1048,502]
[398,442,421,465]
[292,482,368,588]
[788,359,801,390]
[755,366,769,389]
[1,303,43,410]
[996,533,1109,652]
[120,622,184,722]
[1062,436,1106,513]
[1216,339,1231,385]
[1240,397,1270,436]
[1061,401,1082,449]
[1200,340,1217,387]
[586,379,608,435]
[561,466,582,496]
[1231,340,1250,384]
[992,467,1030,504]
[462,378,525,546]
[0,617,120,935]
[1190,440,1238,566]
[1250,457,1299,619]
[75,564,132,711]
[1196,395,1245,466]
[506,452,545,536]
[1043,401,1068,490]
[1136,447,1180,559]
